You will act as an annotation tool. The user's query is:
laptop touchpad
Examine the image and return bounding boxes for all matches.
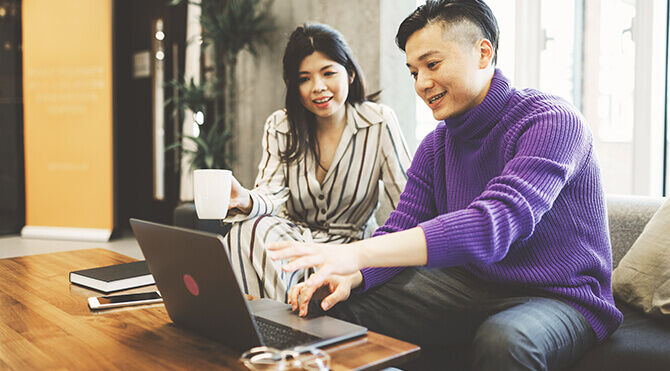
[248,298,290,314]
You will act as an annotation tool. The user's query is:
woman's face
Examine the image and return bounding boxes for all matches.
[297,51,352,122]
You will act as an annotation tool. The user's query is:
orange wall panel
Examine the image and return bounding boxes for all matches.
[23,0,114,230]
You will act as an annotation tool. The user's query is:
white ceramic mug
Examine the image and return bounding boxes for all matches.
[193,169,232,219]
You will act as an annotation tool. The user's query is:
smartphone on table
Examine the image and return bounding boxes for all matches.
[88,291,163,310]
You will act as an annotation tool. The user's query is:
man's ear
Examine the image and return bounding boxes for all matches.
[478,39,494,69]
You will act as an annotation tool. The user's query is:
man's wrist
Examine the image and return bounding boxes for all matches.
[353,240,370,271]
[349,271,363,289]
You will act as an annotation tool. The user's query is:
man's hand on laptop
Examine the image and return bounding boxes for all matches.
[268,241,364,289]
[288,272,362,317]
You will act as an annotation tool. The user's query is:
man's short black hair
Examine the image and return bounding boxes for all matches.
[396,0,499,65]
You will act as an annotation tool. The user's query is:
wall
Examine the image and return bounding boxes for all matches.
[232,0,416,186]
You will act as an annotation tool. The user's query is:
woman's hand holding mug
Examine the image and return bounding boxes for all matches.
[229,175,253,214]
[193,169,252,219]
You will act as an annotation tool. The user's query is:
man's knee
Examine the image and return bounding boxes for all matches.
[472,319,546,371]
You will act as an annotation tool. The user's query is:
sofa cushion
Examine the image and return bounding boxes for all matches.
[570,301,670,370]
[606,195,665,268]
[613,197,670,316]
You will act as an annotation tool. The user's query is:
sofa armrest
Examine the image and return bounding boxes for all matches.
[173,203,197,229]
[606,194,665,268]
[173,203,232,236]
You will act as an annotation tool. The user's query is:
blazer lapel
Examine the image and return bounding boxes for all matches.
[320,103,382,186]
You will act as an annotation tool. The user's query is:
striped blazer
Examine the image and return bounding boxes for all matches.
[226,102,412,242]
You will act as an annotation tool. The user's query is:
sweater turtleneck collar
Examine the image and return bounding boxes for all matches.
[442,69,512,140]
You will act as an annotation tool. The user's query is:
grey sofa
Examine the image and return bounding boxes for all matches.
[570,195,670,370]
[173,195,670,370]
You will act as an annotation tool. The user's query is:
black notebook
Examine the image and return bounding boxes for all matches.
[69,261,155,293]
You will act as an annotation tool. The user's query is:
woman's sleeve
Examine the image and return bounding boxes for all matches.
[224,114,290,222]
[379,106,413,211]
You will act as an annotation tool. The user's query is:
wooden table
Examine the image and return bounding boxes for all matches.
[0,248,419,370]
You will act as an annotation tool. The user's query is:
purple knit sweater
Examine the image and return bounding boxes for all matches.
[362,69,622,342]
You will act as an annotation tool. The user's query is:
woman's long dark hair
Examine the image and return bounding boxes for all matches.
[281,23,371,166]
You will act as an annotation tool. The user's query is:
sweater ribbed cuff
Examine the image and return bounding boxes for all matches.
[418,218,449,268]
[418,209,478,268]
[358,267,406,292]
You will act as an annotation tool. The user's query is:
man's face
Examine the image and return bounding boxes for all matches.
[405,22,490,121]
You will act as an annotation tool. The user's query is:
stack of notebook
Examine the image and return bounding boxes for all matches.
[69,261,154,293]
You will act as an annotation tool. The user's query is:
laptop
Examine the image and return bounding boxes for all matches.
[129,218,367,352]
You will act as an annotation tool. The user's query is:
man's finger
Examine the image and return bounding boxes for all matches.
[268,244,312,261]
[298,284,318,317]
[288,284,303,311]
[266,241,292,250]
[268,249,297,261]
[322,285,348,311]
[283,256,321,272]
[305,268,331,288]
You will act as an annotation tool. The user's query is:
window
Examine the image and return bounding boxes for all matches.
[412,0,669,196]
[583,0,667,196]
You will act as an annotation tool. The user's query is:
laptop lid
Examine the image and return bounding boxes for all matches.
[129,218,366,352]
[130,218,262,351]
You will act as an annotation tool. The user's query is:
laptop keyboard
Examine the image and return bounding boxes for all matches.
[254,316,322,349]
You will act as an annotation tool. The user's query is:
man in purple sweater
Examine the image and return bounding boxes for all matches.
[269,0,623,369]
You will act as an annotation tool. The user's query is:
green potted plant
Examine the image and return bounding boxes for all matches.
[167,0,275,170]
[166,77,233,170]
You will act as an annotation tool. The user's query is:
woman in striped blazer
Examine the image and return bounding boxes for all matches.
[220,23,412,302]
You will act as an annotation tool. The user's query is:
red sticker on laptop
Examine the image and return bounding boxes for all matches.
[183,274,200,296]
